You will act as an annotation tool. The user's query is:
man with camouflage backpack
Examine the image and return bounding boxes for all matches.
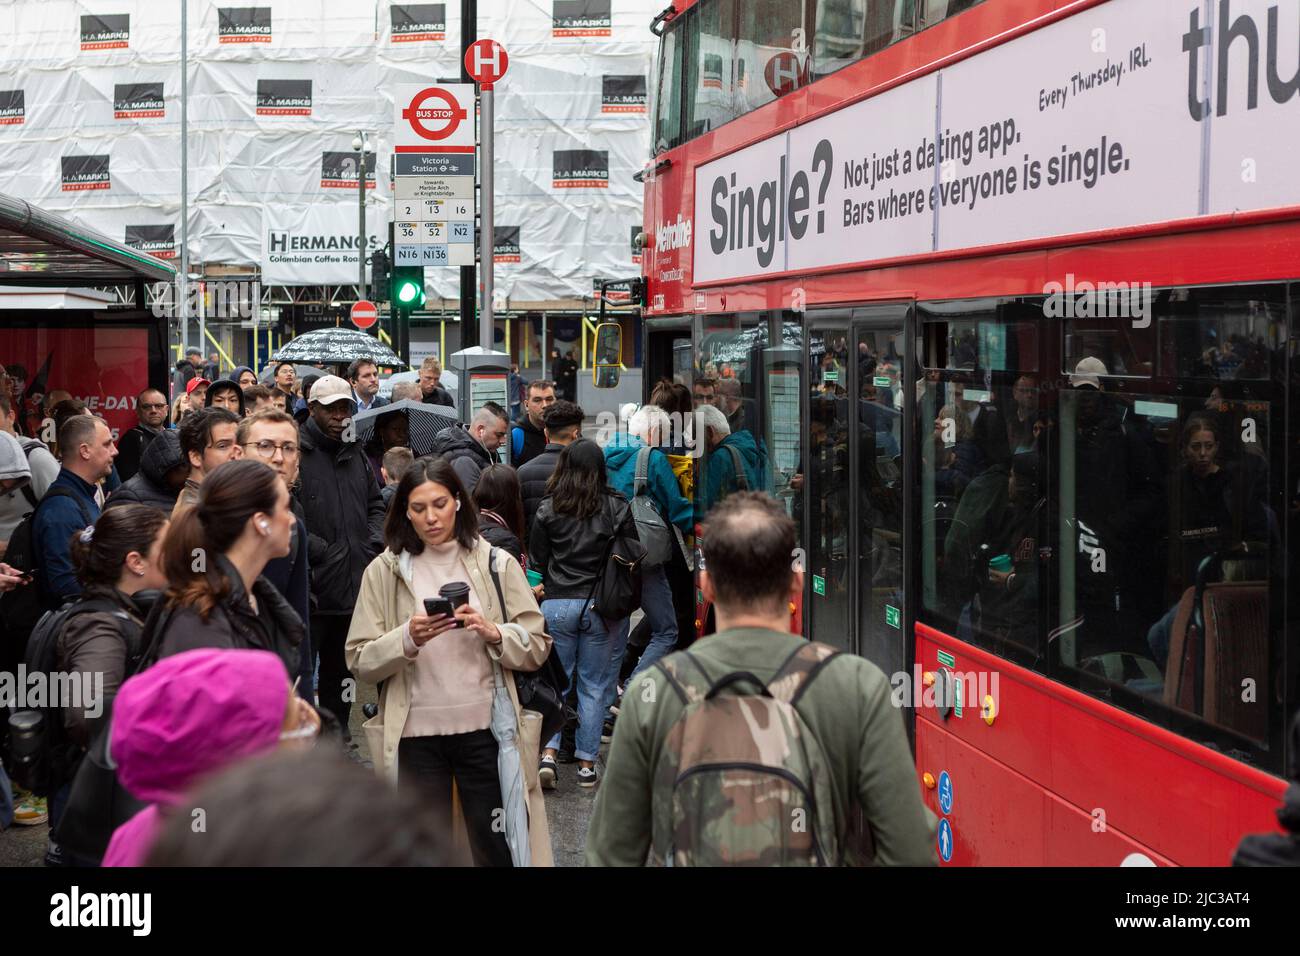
[587,492,935,866]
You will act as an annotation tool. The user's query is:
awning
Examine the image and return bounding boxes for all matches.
[0,193,177,287]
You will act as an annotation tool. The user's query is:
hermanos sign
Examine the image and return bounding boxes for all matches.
[262,205,384,284]
[692,0,1300,285]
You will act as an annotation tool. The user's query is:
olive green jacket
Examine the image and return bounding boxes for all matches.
[587,627,937,866]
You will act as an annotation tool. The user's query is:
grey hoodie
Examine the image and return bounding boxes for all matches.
[0,430,34,543]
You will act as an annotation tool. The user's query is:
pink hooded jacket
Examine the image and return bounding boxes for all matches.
[102,648,290,867]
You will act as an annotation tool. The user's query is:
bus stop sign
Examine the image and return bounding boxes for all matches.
[400,87,469,143]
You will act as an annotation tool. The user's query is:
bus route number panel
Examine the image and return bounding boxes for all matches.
[394,152,475,267]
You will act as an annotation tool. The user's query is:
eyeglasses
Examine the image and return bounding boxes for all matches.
[140,402,168,411]
[244,440,299,458]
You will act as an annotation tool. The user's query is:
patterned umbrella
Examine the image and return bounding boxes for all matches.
[350,399,459,457]
[271,327,406,368]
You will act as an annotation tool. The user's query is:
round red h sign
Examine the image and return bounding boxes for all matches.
[465,39,508,89]
[764,51,806,97]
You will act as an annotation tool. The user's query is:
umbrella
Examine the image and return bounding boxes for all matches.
[350,399,459,456]
[271,328,406,368]
[489,661,531,868]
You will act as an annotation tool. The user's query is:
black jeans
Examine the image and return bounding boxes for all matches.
[312,613,353,737]
[398,730,513,867]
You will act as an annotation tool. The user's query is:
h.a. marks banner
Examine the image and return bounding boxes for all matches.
[553,148,608,189]
[61,154,111,191]
[81,14,129,51]
[219,7,273,43]
[114,83,164,120]
[0,90,24,126]
[391,3,446,42]
[125,224,177,260]
[257,79,312,116]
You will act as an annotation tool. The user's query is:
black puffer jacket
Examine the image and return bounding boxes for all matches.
[152,555,304,679]
[296,418,385,615]
[434,424,494,495]
[519,443,563,534]
[529,490,635,600]
[105,431,184,514]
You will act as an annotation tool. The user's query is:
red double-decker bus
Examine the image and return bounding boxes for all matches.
[633,0,1298,865]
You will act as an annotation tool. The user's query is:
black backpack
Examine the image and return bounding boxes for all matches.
[586,499,647,622]
[6,596,143,797]
[0,485,94,656]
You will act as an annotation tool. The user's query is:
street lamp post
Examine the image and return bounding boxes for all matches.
[352,131,368,300]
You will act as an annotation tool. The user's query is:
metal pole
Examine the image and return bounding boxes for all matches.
[357,131,366,297]
[199,280,206,361]
[541,311,547,378]
[179,0,189,359]
[459,0,476,344]
[479,87,493,351]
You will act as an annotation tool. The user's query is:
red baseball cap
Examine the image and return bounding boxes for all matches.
[186,377,211,395]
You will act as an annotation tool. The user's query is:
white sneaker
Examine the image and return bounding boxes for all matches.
[539,755,558,791]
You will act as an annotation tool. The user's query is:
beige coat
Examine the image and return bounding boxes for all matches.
[346,536,554,866]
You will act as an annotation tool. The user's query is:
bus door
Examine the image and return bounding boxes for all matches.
[805,304,914,678]
[641,316,694,396]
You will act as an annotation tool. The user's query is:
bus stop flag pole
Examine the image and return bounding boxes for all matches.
[466,39,507,351]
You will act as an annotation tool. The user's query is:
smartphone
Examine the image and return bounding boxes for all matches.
[423,597,455,619]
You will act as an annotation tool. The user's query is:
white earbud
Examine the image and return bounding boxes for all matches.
[259,520,270,533]
[454,500,461,511]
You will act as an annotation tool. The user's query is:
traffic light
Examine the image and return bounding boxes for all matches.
[370,249,390,303]
[391,266,426,311]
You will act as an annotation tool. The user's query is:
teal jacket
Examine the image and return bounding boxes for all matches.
[603,433,693,532]
[704,430,766,513]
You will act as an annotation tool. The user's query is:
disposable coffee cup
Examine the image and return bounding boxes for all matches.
[988,554,1013,573]
[439,582,471,609]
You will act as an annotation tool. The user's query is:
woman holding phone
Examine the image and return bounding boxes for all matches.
[346,456,553,867]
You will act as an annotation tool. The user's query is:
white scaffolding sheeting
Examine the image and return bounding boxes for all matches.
[0,0,657,299]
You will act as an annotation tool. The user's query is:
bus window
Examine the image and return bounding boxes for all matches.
[684,0,739,140]
[693,312,803,519]
[813,0,916,79]
[733,0,810,115]
[653,9,685,153]
[1063,313,1154,379]
[1156,285,1280,382]
[917,299,1046,671]
[1054,284,1287,763]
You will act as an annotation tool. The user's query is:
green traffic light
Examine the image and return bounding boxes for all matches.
[396,280,420,304]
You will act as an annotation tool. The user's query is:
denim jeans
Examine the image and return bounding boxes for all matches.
[625,565,678,684]
[602,617,631,714]
[543,599,616,762]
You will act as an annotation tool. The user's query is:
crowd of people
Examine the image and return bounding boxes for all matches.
[0,353,940,867]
